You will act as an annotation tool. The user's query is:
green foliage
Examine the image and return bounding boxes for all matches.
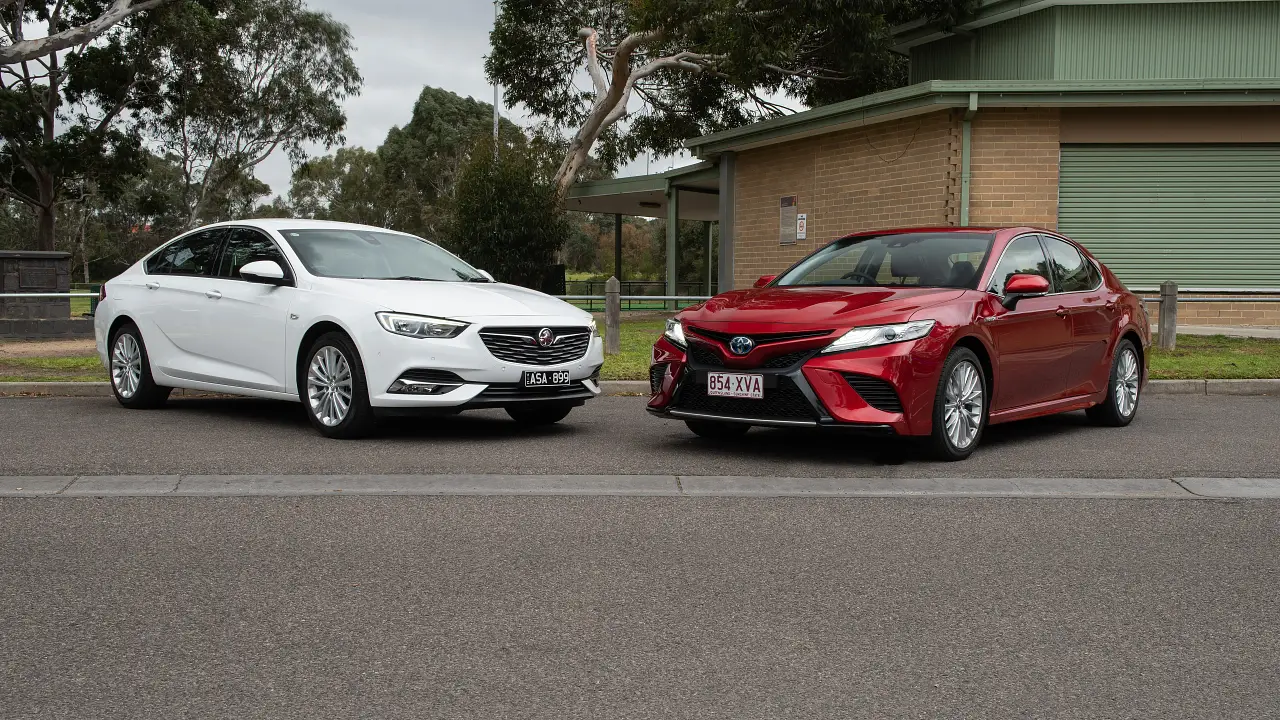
[444,138,570,289]
[488,0,977,173]
[377,86,524,237]
[151,0,362,225]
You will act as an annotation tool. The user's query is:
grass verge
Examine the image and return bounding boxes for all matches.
[1149,333,1280,380]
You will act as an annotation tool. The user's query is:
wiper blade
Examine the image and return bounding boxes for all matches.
[383,276,439,281]
[465,276,490,282]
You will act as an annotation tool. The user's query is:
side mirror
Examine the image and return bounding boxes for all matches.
[478,269,495,282]
[240,260,290,286]
[753,275,776,288]
[1001,273,1050,309]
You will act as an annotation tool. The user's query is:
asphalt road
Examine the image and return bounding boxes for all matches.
[1,394,1278,477]
[2,496,1278,719]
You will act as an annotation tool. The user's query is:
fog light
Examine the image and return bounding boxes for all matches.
[387,379,460,395]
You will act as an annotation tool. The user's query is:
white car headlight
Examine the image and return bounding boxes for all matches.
[822,320,936,354]
[586,319,599,339]
[375,312,469,339]
[664,318,687,349]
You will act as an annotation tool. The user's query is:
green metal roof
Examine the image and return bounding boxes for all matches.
[568,161,717,199]
[685,78,1280,156]
[890,0,1277,53]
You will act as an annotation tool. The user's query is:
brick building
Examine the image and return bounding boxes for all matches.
[569,0,1280,324]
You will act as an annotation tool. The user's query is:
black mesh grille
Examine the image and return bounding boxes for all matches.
[843,374,904,413]
[686,342,724,367]
[476,382,594,401]
[760,350,814,369]
[479,327,591,366]
[649,364,667,394]
[672,375,817,421]
[398,369,465,384]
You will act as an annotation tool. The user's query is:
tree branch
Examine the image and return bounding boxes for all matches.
[0,0,176,65]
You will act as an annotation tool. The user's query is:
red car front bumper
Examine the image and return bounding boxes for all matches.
[648,332,953,437]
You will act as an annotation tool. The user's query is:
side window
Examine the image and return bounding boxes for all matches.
[988,235,1050,296]
[144,230,225,276]
[217,228,290,280]
[1043,236,1096,293]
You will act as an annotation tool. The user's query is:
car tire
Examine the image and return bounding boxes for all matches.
[108,322,171,409]
[928,347,988,462]
[685,420,751,440]
[1087,339,1141,427]
[301,331,376,439]
[506,402,575,426]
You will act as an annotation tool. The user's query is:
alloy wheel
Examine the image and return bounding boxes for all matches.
[307,346,353,427]
[943,360,984,450]
[1115,347,1140,418]
[111,334,142,399]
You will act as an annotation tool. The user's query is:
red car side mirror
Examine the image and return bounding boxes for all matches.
[753,275,776,288]
[1002,273,1050,309]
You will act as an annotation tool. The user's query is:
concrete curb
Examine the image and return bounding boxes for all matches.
[1,379,1276,397]
[3,474,1280,499]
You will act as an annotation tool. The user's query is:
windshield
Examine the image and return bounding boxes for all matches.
[281,228,485,281]
[774,232,996,289]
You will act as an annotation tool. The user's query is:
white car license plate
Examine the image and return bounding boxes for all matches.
[706,372,764,399]
[523,370,571,388]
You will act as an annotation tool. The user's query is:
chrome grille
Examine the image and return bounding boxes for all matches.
[479,326,591,366]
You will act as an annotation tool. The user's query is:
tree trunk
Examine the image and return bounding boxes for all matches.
[35,175,56,251]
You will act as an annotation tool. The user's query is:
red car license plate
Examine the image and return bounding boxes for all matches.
[706,372,764,399]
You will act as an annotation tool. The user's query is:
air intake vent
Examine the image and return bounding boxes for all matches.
[649,363,668,394]
[398,369,465,384]
[842,374,903,414]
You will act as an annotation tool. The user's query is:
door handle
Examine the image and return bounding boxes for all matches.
[145,281,159,290]
[205,290,222,300]
[1056,306,1070,317]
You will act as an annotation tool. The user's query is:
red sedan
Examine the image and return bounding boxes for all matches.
[648,227,1150,460]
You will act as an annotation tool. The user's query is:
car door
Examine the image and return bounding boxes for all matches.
[190,227,296,392]
[1042,235,1114,397]
[136,229,228,378]
[982,234,1074,411]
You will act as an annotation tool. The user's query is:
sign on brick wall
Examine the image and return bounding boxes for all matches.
[779,196,797,245]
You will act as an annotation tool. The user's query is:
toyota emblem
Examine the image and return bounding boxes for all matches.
[537,328,556,347]
[728,335,754,356]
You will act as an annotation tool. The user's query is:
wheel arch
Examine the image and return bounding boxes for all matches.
[951,334,995,400]
[107,314,138,344]
[295,320,355,395]
[1119,328,1146,382]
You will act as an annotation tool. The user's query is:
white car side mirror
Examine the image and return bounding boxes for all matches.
[240,260,290,286]
[478,269,495,282]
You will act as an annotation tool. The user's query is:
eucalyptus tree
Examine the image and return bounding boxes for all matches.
[487,0,975,198]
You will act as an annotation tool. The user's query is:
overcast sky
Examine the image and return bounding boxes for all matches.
[255,0,694,198]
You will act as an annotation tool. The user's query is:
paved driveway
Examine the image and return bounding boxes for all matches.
[1,394,1276,477]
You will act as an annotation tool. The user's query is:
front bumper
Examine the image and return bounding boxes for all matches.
[647,334,949,437]
[354,319,605,409]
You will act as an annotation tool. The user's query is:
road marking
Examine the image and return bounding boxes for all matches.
[2,474,1278,499]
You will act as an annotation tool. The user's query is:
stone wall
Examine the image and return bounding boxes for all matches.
[0,251,93,339]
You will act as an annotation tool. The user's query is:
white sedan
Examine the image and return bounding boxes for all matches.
[94,219,604,438]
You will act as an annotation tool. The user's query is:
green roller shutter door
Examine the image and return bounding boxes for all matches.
[1058,144,1280,288]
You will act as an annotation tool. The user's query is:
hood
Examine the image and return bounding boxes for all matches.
[680,286,965,329]
[315,279,589,321]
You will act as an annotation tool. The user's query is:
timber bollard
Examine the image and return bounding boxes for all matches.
[1158,280,1178,351]
[605,276,621,355]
